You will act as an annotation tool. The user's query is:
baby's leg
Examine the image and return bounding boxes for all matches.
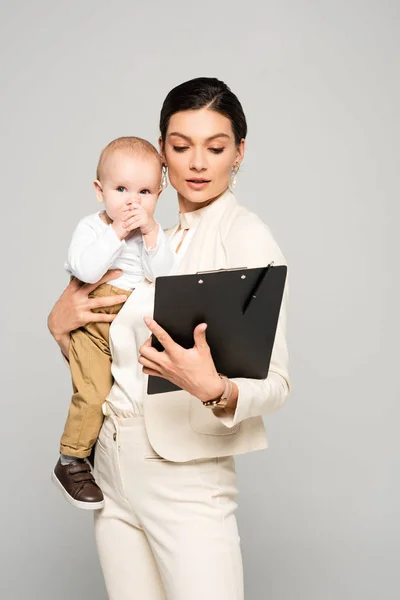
[52,283,131,510]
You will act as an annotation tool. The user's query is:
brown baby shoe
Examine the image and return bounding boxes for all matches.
[52,458,105,510]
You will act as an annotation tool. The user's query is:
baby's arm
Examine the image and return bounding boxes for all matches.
[67,218,126,284]
[141,227,176,282]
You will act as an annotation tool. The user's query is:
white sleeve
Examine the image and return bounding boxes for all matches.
[67,218,125,283]
[212,214,290,428]
[141,225,177,282]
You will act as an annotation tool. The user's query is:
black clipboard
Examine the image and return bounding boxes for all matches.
[147,263,287,395]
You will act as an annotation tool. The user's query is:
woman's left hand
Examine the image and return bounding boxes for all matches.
[139,317,225,403]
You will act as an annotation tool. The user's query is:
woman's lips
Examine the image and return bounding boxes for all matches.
[186,179,211,191]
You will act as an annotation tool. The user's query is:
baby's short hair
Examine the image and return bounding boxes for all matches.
[96,136,162,181]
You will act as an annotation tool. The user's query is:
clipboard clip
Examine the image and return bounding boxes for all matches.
[196,267,248,275]
[242,262,274,315]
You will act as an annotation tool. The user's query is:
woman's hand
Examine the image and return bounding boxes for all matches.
[47,269,127,357]
[139,317,229,403]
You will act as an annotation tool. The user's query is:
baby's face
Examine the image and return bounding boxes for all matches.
[97,150,161,220]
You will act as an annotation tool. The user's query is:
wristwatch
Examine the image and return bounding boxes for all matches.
[202,374,232,409]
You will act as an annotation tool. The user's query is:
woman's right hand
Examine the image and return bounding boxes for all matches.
[47,269,127,358]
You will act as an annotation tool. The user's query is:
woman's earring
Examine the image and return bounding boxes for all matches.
[230,163,240,189]
[160,164,168,190]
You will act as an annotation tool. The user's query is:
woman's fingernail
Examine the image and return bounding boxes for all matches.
[144,317,151,325]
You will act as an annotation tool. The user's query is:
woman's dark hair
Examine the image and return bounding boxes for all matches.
[159,77,247,146]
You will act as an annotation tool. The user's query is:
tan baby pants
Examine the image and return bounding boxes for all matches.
[59,283,131,458]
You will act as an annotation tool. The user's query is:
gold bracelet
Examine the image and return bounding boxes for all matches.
[202,374,232,408]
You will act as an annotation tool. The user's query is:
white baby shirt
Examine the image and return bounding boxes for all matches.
[65,211,176,290]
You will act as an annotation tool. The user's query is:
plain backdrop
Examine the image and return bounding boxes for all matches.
[0,1,398,599]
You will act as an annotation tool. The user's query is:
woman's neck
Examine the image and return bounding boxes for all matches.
[177,187,229,214]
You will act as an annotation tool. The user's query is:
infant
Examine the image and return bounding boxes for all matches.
[52,136,175,509]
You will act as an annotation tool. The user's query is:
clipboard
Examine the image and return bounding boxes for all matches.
[147,263,287,395]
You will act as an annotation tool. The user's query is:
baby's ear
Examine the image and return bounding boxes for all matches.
[93,180,104,203]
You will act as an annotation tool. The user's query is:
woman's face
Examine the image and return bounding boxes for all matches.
[160,108,245,210]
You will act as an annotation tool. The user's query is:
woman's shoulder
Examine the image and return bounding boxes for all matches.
[222,200,287,267]
[227,202,271,232]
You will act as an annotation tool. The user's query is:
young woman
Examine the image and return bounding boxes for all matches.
[48,77,290,600]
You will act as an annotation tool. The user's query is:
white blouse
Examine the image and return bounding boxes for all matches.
[106,205,209,414]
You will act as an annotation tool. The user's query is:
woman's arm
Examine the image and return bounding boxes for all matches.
[139,211,290,425]
[47,269,128,358]
[139,305,286,425]
[216,212,290,425]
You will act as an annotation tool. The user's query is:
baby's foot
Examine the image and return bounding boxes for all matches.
[52,458,104,510]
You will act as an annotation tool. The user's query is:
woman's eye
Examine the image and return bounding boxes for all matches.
[173,146,188,153]
[116,186,126,192]
[209,148,224,154]
[139,189,150,195]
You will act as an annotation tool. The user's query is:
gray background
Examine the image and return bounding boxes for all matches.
[0,1,398,598]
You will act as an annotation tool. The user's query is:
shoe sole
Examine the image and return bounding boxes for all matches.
[51,470,105,511]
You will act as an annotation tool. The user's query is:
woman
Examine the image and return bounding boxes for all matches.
[48,77,290,600]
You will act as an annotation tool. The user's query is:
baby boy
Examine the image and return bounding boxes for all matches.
[52,136,175,510]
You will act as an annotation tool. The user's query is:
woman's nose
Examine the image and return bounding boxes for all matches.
[189,149,207,171]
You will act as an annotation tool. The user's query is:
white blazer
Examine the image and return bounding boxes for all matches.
[108,188,290,461]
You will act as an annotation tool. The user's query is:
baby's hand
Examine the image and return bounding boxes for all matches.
[118,202,157,237]
[111,201,154,240]
[111,202,133,240]
[130,203,157,235]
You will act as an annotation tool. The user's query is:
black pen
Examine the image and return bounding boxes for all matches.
[242,262,274,315]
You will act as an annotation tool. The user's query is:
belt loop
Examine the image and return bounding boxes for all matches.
[102,401,119,442]
[102,401,117,418]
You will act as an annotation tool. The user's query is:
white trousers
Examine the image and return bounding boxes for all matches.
[93,409,244,600]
